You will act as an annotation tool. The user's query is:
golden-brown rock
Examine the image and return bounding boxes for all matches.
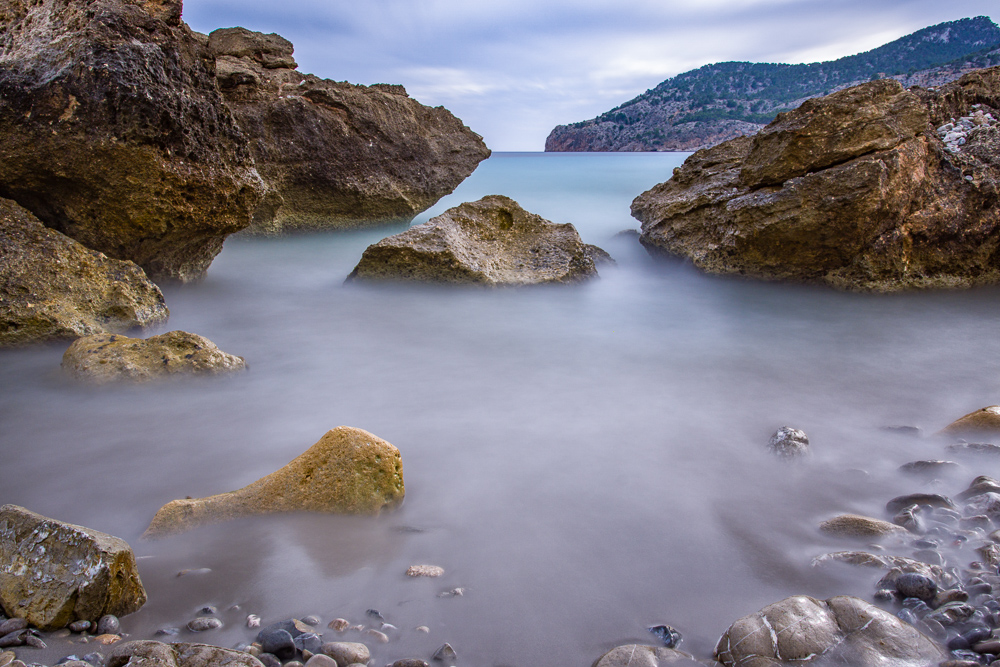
[819,514,907,538]
[940,406,1000,436]
[633,68,1000,292]
[0,504,147,630]
[61,331,245,384]
[0,198,168,346]
[142,426,405,538]
[348,195,610,285]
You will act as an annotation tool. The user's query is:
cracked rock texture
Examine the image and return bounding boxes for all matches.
[0,198,168,346]
[591,645,703,667]
[61,330,246,383]
[108,640,265,667]
[143,426,405,538]
[208,27,491,234]
[632,68,1000,291]
[0,504,146,630]
[714,595,945,667]
[0,0,265,282]
[348,195,610,285]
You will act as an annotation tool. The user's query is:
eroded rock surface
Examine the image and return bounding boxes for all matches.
[208,27,490,233]
[107,640,265,667]
[0,0,264,282]
[592,644,703,667]
[348,195,610,285]
[714,595,946,667]
[143,426,405,537]
[61,331,245,384]
[632,69,1000,291]
[0,504,146,630]
[0,198,168,346]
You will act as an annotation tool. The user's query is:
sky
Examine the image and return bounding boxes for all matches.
[183,0,998,151]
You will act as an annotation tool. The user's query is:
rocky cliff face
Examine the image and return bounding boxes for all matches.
[0,0,265,282]
[631,69,1000,292]
[208,27,491,234]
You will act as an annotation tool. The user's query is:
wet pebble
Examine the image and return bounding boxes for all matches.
[432,643,457,663]
[949,649,986,664]
[96,616,119,636]
[82,653,103,666]
[187,617,222,632]
[321,642,370,665]
[929,602,977,625]
[0,652,14,667]
[155,627,180,637]
[365,629,389,644]
[285,662,304,667]
[257,628,296,661]
[895,573,938,601]
[327,619,349,632]
[886,493,957,513]
[93,634,121,645]
[935,590,971,607]
[415,626,430,634]
[303,656,336,667]
[68,621,91,634]
[767,426,809,459]
[973,638,1000,654]
[246,615,261,628]
[198,606,217,616]
[294,633,323,653]
[436,589,464,598]
[406,565,444,578]
[367,609,386,622]
[391,661,430,667]
[176,568,212,577]
[0,621,26,637]
[647,625,682,648]
[0,630,26,648]
[301,616,321,627]
[899,460,958,474]
[23,634,46,649]
[258,653,281,667]
[381,623,398,633]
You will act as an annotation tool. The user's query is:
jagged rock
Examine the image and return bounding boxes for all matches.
[819,513,907,538]
[632,69,1000,292]
[208,27,490,233]
[940,406,1000,436]
[0,0,264,282]
[766,426,809,459]
[107,640,265,667]
[0,198,168,346]
[61,331,245,384]
[348,195,609,285]
[0,504,146,631]
[143,426,404,537]
[714,595,946,667]
[591,645,703,667]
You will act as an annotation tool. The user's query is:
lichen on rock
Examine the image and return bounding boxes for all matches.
[142,426,405,538]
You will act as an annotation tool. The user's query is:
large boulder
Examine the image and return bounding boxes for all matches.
[0,504,147,631]
[143,426,405,537]
[632,69,1000,291]
[592,645,703,667]
[940,406,1000,436]
[61,330,246,384]
[0,197,168,346]
[0,0,264,282]
[348,195,610,285]
[108,640,265,667]
[207,27,491,233]
[715,595,945,667]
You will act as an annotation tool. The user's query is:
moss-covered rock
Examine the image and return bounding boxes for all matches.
[142,426,405,538]
[0,504,146,630]
[61,331,246,383]
[0,198,168,346]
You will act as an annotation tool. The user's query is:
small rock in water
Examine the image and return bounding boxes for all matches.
[0,631,27,648]
[247,615,261,628]
[381,623,398,633]
[257,628,296,661]
[894,573,938,601]
[437,588,464,598]
[882,426,922,437]
[415,626,430,634]
[899,460,959,475]
[327,619,349,632]
[647,624,682,648]
[187,617,222,632]
[23,635,46,649]
[155,627,180,636]
[885,493,957,513]
[391,661,430,667]
[767,426,809,459]
[320,642,370,666]
[432,643,457,663]
[365,629,388,644]
[82,653,104,667]
[300,616,321,627]
[96,616,120,636]
[294,633,323,653]
[257,654,281,667]
[406,565,445,577]
[366,609,386,622]
[68,621,91,633]
[93,634,121,645]
[176,568,212,577]
[303,656,337,667]
[0,621,26,637]
[198,606,218,615]
[893,505,924,533]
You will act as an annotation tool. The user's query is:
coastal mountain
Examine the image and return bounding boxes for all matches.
[545,16,1000,153]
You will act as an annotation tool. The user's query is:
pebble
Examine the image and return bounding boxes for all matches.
[83,653,103,666]
[365,629,389,644]
[300,616,321,627]
[93,634,121,645]
[187,617,222,632]
[257,628,296,661]
[406,565,445,578]
[176,568,212,577]
[294,632,323,653]
[899,460,956,474]
[68,621,92,634]
[647,624,681,648]
[155,627,180,636]
[285,662,304,667]
[766,426,809,459]
[247,615,261,628]
[23,634,45,649]
[0,621,26,637]
[0,652,13,667]
[320,642,370,666]
[96,616,119,636]
[381,623,398,633]
[432,643,457,663]
[257,654,281,667]
[198,606,218,616]
[894,572,938,601]
[303,656,337,667]
[367,609,386,622]
[327,619,349,632]
[415,626,430,634]
[436,589,464,598]
[886,493,957,513]
[0,631,26,648]
[391,661,430,667]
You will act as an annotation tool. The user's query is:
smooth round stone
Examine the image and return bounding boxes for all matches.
[973,639,1000,654]
[198,606,218,616]
[950,649,986,664]
[187,617,223,632]
[155,627,180,636]
[304,656,337,667]
[293,632,323,653]
[767,426,809,459]
[0,630,26,648]
[55,656,82,665]
[948,636,972,651]
[257,654,281,667]
[391,660,429,667]
[365,629,388,644]
[969,582,993,595]
[896,608,918,625]
[0,653,15,667]
[0,621,26,637]
[258,628,296,661]
[895,573,938,601]
[24,634,46,649]
[327,619,349,632]
[406,565,444,577]
[285,662,304,667]
[321,642,370,665]
[432,643,457,663]
[300,616,321,627]
[96,615,120,636]
[82,654,104,667]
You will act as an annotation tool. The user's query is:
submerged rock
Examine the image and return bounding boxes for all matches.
[0,0,264,282]
[61,331,246,384]
[348,195,610,285]
[819,513,907,538]
[143,426,405,537]
[0,198,168,346]
[714,595,945,667]
[208,27,490,233]
[940,406,1000,437]
[632,69,1000,292]
[766,427,809,459]
[592,644,702,667]
[0,504,146,630]
[107,640,265,667]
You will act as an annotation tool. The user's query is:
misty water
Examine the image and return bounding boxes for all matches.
[4,151,1000,665]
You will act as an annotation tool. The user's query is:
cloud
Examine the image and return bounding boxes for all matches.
[182,0,997,150]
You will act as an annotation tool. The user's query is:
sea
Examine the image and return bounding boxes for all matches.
[3,151,1000,665]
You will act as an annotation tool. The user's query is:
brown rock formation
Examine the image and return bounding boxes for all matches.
[632,70,1000,291]
[142,426,405,538]
[0,0,265,282]
[108,641,265,667]
[207,27,491,234]
[61,331,246,383]
[0,504,147,630]
[348,195,610,285]
[939,406,1000,436]
[0,198,168,346]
